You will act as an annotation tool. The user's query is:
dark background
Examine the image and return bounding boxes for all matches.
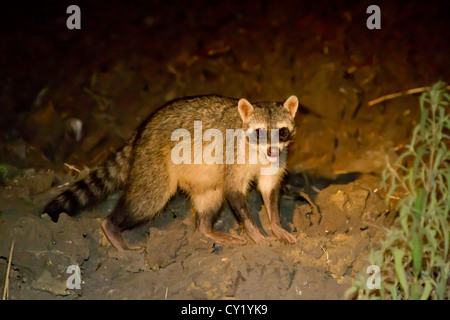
[1,0,449,169]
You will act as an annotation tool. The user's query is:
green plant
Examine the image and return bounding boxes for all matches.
[0,164,7,180]
[347,81,450,300]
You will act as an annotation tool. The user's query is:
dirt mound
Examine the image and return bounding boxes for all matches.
[1,171,391,299]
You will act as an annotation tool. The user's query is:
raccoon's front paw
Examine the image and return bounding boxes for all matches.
[205,231,247,246]
[248,231,273,245]
[271,224,298,245]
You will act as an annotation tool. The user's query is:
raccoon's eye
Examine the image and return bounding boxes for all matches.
[279,127,290,141]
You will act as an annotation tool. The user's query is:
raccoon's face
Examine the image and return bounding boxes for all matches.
[238,96,298,164]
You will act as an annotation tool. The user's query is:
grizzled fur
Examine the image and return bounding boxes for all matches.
[43,95,299,250]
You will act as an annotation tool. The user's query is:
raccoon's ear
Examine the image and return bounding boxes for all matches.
[238,98,254,122]
[283,95,299,118]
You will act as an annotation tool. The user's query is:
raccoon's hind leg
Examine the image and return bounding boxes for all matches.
[193,188,246,246]
[102,165,178,251]
[101,196,144,251]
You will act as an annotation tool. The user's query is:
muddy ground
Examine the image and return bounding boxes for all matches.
[0,1,449,299]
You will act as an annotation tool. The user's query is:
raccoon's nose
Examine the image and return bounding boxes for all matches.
[267,146,280,157]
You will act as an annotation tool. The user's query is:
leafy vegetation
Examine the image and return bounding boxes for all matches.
[348,81,450,299]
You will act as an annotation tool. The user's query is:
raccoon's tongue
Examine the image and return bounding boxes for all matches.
[267,147,280,163]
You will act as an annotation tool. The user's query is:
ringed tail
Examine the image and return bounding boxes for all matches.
[43,143,133,222]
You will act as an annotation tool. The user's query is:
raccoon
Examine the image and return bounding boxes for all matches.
[43,95,299,250]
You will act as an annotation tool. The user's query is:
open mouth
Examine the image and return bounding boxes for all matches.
[266,147,280,163]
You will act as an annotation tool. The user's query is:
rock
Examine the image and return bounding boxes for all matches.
[330,190,348,210]
[31,269,70,296]
[296,176,390,238]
